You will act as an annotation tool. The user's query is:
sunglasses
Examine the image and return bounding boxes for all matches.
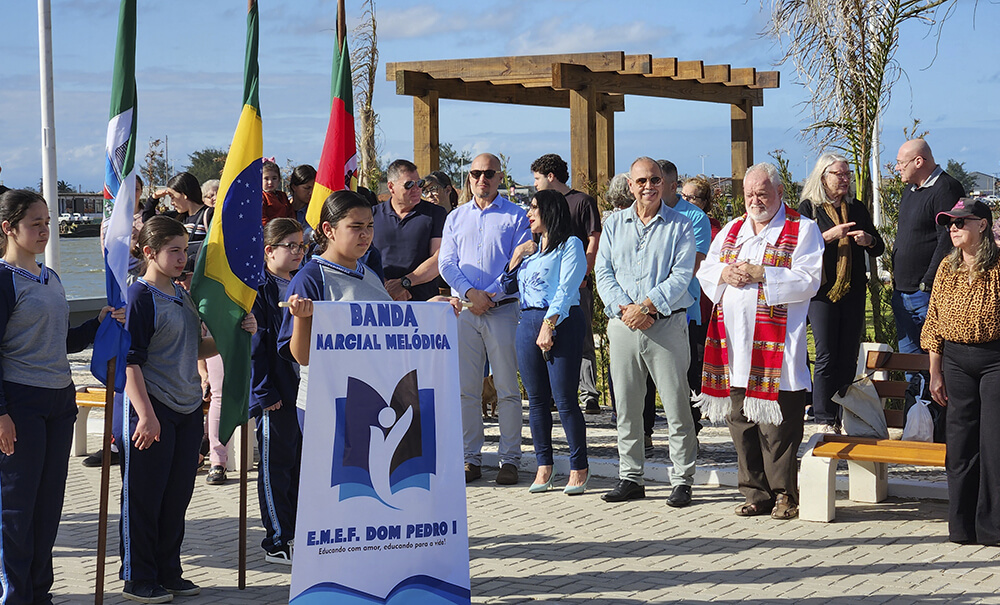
[948,217,987,229]
[272,242,306,254]
[469,169,498,180]
[403,179,425,190]
[632,176,663,186]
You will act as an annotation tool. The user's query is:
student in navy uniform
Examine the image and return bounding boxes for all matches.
[250,218,304,565]
[277,190,459,428]
[0,189,121,605]
[119,216,256,603]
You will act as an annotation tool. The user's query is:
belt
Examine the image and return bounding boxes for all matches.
[493,298,518,307]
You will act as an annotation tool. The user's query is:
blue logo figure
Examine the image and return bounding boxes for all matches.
[331,370,436,508]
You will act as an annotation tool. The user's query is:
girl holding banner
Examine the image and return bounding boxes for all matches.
[251,218,306,565]
[120,216,256,603]
[503,189,590,495]
[0,190,119,604]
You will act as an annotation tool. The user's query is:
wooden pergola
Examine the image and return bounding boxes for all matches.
[387,51,779,198]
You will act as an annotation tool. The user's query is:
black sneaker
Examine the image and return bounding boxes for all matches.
[122,580,173,603]
[265,544,292,565]
[82,450,119,468]
[583,402,601,415]
[644,435,654,457]
[161,578,200,596]
[206,465,227,485]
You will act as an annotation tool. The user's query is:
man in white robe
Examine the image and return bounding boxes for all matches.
[697,162,824,520]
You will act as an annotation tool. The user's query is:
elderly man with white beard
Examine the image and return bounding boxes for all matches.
[696,162,824,520]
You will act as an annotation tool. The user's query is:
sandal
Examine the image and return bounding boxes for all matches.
[770,494,798,520]
[735,502,769,517]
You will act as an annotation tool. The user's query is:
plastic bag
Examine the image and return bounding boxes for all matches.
[834,375,889,439]
[902,376,934,442]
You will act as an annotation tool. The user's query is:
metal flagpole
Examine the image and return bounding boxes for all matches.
[37,0,59,272]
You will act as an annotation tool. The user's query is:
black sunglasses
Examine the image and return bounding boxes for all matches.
[403,179,425,190]
[469,169,497,180]
[947,217,985,229]
[633,176,663,186]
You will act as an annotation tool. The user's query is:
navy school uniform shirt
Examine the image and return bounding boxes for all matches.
[0,262,99,414]
[125,279,203,414]
[250,270,299,417]
[276,257,391,410]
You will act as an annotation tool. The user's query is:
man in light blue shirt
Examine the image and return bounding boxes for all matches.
[595,157,698,507]
[439,153,531,485]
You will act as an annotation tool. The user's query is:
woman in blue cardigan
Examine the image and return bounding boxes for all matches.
[503,189,589,495]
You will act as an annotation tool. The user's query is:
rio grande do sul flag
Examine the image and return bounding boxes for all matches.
[306,33,357,229]
[190,0,264,444]
[91,0,136,393]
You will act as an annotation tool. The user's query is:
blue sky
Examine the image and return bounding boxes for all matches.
[1,0,998,193]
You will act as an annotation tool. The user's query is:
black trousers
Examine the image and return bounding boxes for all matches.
[942,340,1000,545]
[727,388,807,506]
[0,382,76,605]
[255,403,302,552]
[807,288,866,426]
[120,397,203,583]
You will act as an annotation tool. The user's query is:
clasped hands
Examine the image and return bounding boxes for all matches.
[618,303,654,331]
[721,261,765,289]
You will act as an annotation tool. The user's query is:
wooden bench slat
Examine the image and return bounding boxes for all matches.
[866,350,930,372]
[812,436,945,467]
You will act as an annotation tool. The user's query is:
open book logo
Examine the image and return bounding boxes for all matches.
[331,370,436,509]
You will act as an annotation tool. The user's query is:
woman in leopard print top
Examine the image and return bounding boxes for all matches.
[921,198,1000,546]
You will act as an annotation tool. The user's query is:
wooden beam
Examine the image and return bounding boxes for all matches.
[596,105,615,190]
[699,64,731,84]
[570,86,598,188]
[750,71,781,89]
[387,51,624,83]
[726,67,756,87]
[731,99,754,201]
[396,70,625,111]
[413,92,439,176]
[675,60,704,80]
[623,54,652,74]
[651,57,677,77]
[553,63,763,106]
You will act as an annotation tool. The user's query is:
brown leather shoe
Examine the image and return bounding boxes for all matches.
[771,494,798,520]
[495,463,519,485]
[464,463,481,483]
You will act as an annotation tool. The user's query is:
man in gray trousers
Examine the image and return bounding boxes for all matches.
[595,156,698,506]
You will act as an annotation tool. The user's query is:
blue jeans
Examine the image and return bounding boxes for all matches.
[516,307,588,470]
[891,289,930,355]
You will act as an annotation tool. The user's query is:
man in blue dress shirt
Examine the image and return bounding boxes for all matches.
[439,153,531,485]
[595,157,698,507]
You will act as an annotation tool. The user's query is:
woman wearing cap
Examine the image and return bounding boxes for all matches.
[797,153,884,433]
[423,171,458,212]
[922,198,1000,546]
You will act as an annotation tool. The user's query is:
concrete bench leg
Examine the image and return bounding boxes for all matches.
[799,433,837,522]
[847,460,888,503]
[73,406,91,457]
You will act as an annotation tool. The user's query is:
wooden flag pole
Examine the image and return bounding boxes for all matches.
[238,418,250,589]
[94,358,116,605]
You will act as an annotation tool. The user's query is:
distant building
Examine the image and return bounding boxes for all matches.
[969,171,997,196]
[58,192,104,217]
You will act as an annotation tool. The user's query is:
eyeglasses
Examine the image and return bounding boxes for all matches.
[681,193,703,202]
[947,217,986,229]
[469,169,497,180]
[403,179,425,190]
[272,242,306,254]
[423,184,441,194]
[895,156,920,169]
[632,176,663,186]
[826,170,852,180]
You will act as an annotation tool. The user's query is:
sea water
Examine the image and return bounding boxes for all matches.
[51,237,105,300]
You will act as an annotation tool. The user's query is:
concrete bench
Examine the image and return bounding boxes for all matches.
[800,349,943,522]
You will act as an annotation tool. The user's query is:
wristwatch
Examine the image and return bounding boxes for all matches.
[918,282,929,293]
[400,277,412,290]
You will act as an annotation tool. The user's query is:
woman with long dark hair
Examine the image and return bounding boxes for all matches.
[503,189,589,494]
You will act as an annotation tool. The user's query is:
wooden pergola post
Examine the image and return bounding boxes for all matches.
[569,86,597,189]
[596,100,615,190]
[413,91,440,175]
[730,99,753,201]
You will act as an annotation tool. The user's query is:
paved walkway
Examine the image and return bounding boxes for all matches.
[53,407,999,604]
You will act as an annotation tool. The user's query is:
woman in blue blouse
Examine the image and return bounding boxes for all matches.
[504,189,589,494]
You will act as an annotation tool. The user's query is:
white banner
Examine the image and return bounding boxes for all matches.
[290,301,471,604]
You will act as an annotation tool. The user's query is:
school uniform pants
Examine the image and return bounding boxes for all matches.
[516,307,588,470]
[607,312,695,486]
[808,289,865,426]
[457,303,521,467]
[942,340,1000,545]
[0,382,75,605]
[119,397,203,584]
[727,388,807,506]
[255,403,302,551]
